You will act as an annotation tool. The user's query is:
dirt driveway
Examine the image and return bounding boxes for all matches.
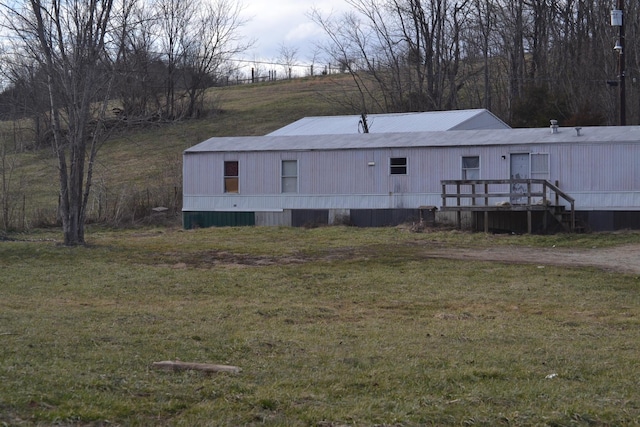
[422,243,640,275]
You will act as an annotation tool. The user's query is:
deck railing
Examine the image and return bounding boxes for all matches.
[441,179,575,232]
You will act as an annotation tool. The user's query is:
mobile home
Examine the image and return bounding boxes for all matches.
[183,117,640,232]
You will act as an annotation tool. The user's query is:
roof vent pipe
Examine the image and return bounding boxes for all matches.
[550,119,559,134]
[575,127,582,136]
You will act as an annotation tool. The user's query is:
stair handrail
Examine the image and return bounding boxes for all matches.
[441,179,576,232]
[543,180,575,231]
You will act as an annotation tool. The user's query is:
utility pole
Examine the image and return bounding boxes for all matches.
[612,1,626,125]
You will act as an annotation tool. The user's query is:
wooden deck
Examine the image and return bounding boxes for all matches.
[441,179,576,233]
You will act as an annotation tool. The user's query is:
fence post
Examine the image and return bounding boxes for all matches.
[441,183,447,207]
[484,182,489,206]
[472,183,476,206]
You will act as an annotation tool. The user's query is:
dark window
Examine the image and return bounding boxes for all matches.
[390,157,407,175]
[224,161,239,193]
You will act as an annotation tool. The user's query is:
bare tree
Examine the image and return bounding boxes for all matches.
[465,0,497,110]
[626,0,640,123]
[307,46,324,77]
[278,43,299,79]
[1,0,120,245]
[310,7,386,114]
[112,0,164,119]
[312,0,473,114]
[0,51,27,230]
[0,44,53,149]
[179,0,249,118]
[154,0,195,119]
[153,0,248,119]
[495,0,525,122]
[0,129,21,232]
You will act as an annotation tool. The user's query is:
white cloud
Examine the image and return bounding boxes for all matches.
[284,21,324,44]
[238,0,352,63]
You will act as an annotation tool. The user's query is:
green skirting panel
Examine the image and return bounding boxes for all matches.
[183,211,255,229]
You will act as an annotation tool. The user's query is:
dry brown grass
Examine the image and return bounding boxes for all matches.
[3,74,358,229]
[1,226,639,425]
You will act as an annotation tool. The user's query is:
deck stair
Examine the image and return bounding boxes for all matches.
[551,205,587,233]
[441,179,579,233]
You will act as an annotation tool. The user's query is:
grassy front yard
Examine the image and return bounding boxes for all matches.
[1,226,639,425]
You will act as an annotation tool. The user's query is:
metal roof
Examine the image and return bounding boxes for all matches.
[266,109,510,136]
[186,125,640,153]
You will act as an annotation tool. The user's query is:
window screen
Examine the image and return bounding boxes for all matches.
[531,153,549,179]
[282,160,298,193]
[462,156,480,180]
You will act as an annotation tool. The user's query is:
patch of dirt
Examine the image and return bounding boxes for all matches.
[421,244,640,275]
[165,250,306,268]
[163,243,640,275]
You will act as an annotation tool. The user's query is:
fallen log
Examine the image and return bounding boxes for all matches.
[152,360,241,374]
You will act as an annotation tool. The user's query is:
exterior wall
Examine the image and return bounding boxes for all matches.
[468,210,640,233]
[255,211,290,226]
[183,194,444,212]
[183,146,512,212]
[183,211,255,228]
[183,139,640,230]
[182,208,638,231]
[578,211,640,231]
[553,142,640,210]
[183,208,430,228]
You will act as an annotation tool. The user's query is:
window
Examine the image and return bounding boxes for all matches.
[390,157,407,175]
[462,156,480,180]
[531,153,549,179]
[282,160,297,193]
[224,161,239,193]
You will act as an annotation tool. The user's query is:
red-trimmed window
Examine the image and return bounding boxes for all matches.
[224,161,239,193]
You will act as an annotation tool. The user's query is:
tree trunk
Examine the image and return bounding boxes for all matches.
[25,0,116,246]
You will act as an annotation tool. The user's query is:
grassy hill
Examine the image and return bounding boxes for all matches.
[8,74,358,229]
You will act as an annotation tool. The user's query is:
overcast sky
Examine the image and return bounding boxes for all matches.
[237,0,353,66]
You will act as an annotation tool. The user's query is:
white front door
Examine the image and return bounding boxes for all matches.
[510,153,530,204]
